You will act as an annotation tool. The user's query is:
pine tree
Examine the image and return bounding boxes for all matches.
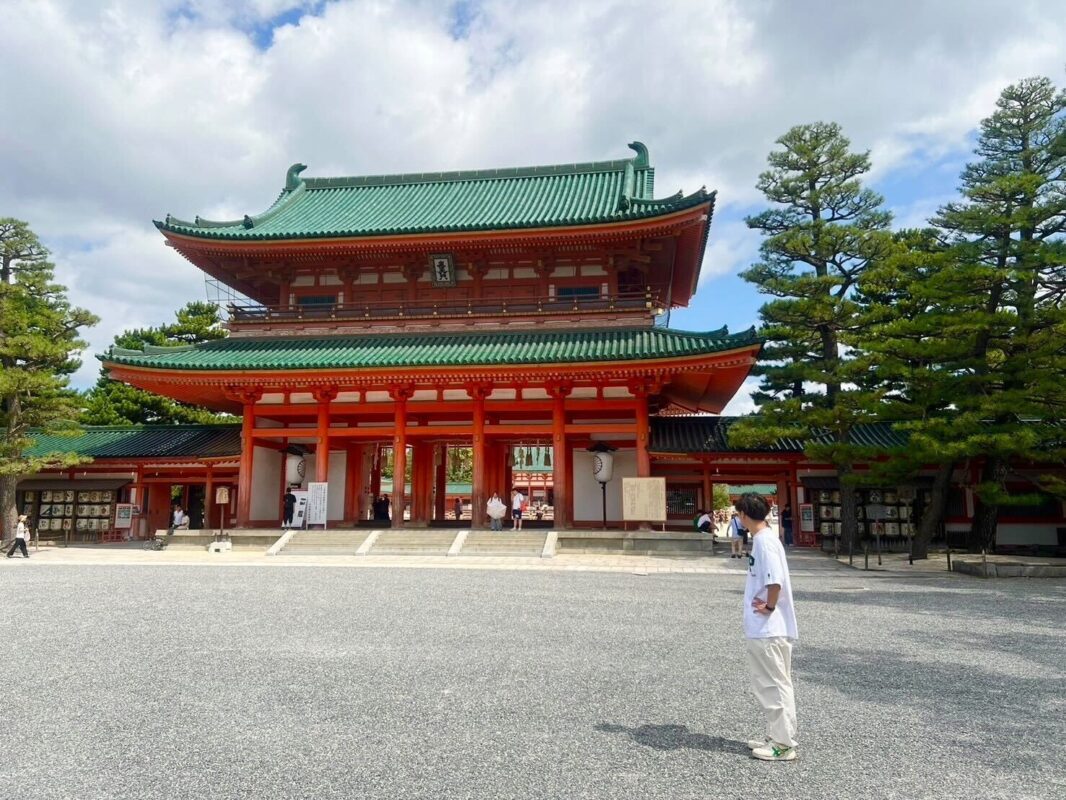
[730,122,897,554]
[81,301,232,425]
[0,219,98,539]
[929,76,1066,552]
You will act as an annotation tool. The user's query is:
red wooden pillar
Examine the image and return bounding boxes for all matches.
[701,462,713,513]
[435,444,447,522]
[205,465,215,529]
[390,387,413,527]
[468,384,491,528]
[549,384,571,528]
[504,447,513,496]
[633,385,651,477]
[313,386,337,484]
[411,442,432,526]
[234,389,262,528]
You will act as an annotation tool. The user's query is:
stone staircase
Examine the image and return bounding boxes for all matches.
[281,530,373,556]
[370,530,456,556]
[461,531,547,556]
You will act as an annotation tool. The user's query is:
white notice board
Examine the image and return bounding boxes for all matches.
[114,503,133,529]
[306,482,329,527]
[622,477,667,522]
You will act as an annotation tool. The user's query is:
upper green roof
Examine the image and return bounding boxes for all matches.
[23,425,241,460]
[155,142,715,241]
[104,326,759,372]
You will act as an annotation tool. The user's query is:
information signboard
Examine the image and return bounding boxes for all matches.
[114,503,133,529]
[306,482,329,527]
[622,477,667,522]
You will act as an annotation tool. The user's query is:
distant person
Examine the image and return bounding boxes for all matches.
[780,504,793,547]
[283,487,297,527]
[511,489,525,530]
[487,493,507,531]
[734,493,799,761]
[454,497,464,521]
[696,509,713,534]
[6,514,30,558]
[729,511,747,558]
[374,495,391,523]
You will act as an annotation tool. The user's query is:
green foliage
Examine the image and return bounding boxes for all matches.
[80,301,233,425]
[712,484,731,511]
[0,219,98,535]
[730,122,898,550]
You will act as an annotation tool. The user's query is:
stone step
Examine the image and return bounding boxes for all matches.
[371,531,457,555]
[461,532,546,555]
[283,531,372,555]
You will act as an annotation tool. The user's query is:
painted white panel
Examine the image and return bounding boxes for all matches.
[251,446,282,521]
[572,449,637,521]
[382,272,407,284]
[582,264,607,276]
[328,452,346,520]
[489,388,517,400]
[258,393,285,404]
[292,275,315,286]
[486,269,508,280]
[523,388,550,400]
[365,391,391,403]
[319,274,341,285]
[411,390,437,402]
[602,387,633,398]
[355,273,378,285]
[570,387,596,399]
[289,392,315,404]
[553,266,576,277]
[442,389,468,401]
[513,268,536,278]
[337,392,361,403]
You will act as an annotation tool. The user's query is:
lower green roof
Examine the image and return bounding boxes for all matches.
[103,327,759,372]
[24,425,242,460]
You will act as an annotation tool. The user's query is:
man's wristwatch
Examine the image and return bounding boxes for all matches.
[764,605,775,612]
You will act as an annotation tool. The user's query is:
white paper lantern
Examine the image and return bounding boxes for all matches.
[592,451,614,483]
[285,454,306,486]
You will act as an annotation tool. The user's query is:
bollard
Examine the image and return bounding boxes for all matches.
[864,540,869,571]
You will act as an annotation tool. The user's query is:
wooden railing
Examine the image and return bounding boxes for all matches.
[227,290,665,326]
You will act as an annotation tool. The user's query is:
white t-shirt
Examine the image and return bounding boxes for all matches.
[729,516,745,539]
[743,529,798,641]
[697,513,712,528]
[16,521,28,539]
[172,508,184,526]
[512,493,525,511]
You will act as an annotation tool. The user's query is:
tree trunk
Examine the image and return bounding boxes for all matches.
[968,456,1007,553]
[838,465,859,555]
[0,475,17,544]
[912,462,954,560]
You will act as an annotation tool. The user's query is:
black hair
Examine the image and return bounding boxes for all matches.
[734,493,769,521]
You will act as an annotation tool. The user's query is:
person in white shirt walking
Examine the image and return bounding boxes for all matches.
[7,514,30,558]
[735,492,799,761]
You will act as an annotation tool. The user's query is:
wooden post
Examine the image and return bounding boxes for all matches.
[205,466,215,530]
[233,389,262,528]
[633,385,651,477]
[313,386,337,484]
[435,444,447,522]
[549,384,571,528]
[468,384,491,528]
[389,387,413,527]
[702,463,713,514]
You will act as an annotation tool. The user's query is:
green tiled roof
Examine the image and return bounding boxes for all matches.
[103,327,760,372]
[24,425,242,460]
[155,142,715,241]
[650,417,908,453]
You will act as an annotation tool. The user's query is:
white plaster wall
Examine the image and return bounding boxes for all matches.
[251,446,282,521]
[302,451,348,521]
[572,449,637,521]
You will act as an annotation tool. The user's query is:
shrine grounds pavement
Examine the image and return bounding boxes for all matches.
[1,559,1064,800]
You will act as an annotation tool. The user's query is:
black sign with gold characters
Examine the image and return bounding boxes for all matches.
[429,253,456,287]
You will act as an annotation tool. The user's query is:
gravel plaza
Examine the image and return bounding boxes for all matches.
[2,552,1064,800]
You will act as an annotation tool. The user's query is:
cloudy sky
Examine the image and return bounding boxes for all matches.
[2,0,1064,411]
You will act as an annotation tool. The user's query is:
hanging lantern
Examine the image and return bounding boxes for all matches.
[525,446,534,467]
[285,454,306,487]
[543,447,552,468]
[587,442,616,483]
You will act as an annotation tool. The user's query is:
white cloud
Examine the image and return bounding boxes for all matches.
[1,0,1064,391]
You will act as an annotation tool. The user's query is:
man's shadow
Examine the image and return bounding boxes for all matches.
[595,723,748,755]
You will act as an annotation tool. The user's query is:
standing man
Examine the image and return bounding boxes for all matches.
[282,486,297,528]
[735,492,799,761]
[510,488,525,531]
[6,514,30,558]
[780,503,794,547]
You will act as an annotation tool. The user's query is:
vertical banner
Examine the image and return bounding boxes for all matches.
[306,482,329,527]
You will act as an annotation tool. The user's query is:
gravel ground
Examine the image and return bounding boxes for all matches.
[1,563,1064,800]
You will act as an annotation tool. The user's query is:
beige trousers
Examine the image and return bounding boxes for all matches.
[745,636,798,747]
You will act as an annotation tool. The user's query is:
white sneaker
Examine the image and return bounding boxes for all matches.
[746,736,771,750]
[751,742,797,761]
